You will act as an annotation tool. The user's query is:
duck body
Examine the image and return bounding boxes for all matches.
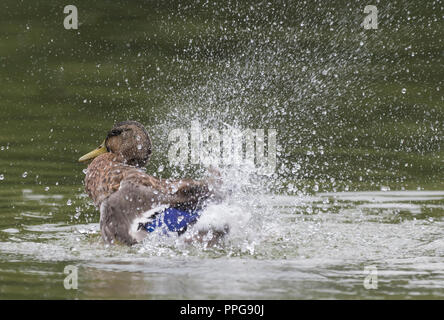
[80,121,221,246]
[85,153,211,245]
[85,152,166,207]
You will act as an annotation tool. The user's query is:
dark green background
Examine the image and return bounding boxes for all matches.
[1,0,442,193]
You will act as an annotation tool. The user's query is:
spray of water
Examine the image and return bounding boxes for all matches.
[112,0,442,257]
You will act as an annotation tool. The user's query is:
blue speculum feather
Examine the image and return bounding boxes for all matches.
[143,208,201,234]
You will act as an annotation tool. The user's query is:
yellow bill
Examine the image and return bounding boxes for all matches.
[78,141,107,162]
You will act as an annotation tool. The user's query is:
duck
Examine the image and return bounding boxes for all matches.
[79,120,222,246]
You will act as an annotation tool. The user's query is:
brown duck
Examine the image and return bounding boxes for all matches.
[79,121,221,245]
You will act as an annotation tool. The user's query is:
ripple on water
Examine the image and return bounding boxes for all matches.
[0,191,443,299]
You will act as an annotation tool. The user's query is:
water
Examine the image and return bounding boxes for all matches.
[0,0,443,299]
[1,188,443,299]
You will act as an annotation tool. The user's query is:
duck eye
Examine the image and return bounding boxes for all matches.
[107,129,123,137]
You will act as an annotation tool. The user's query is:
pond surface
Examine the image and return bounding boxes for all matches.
[0,0,443,299]
[1,189,443,299]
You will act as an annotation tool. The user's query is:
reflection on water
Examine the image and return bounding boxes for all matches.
[0,190,443,299]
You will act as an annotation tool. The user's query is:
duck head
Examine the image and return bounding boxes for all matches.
[79,121,152,167]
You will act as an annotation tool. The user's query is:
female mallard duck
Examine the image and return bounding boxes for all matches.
[79,120,222,246]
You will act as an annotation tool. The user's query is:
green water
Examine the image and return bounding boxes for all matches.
[0,0,443,299]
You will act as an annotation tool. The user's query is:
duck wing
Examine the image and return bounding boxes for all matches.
[99,182,171,245]
[99,174,214,245]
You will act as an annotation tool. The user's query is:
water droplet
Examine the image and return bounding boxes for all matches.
[291,164,301,174]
